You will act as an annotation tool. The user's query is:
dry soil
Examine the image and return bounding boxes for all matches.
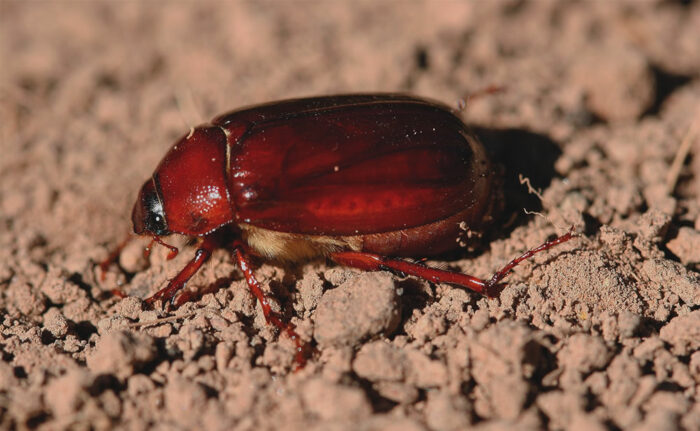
[1,1,699,430]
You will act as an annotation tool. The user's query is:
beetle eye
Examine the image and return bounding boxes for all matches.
[133,179,170,236]
[144,191,169,236]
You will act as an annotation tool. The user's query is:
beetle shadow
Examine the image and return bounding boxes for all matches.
[473,126,563,238]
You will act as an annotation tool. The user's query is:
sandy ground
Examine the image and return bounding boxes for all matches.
[1,1,699,430]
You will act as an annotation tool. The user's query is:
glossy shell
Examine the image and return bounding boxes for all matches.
[217,95,494,232]
[140,94,497,256]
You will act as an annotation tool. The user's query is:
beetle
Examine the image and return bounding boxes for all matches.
[125,94,574,364]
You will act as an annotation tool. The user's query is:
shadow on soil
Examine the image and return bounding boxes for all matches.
[474,126,563,237]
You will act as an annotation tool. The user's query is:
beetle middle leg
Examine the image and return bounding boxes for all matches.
[232,242,309,368]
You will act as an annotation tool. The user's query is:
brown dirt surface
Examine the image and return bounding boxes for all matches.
[1,1,699,430]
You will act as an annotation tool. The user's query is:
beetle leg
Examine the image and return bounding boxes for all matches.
[331,227,576,297]
[99,233,131,281]
[483,226,576,289]
[331,251,489,295]
[232,244,309,368]
[144,235,179,260]
[145,235,218,307]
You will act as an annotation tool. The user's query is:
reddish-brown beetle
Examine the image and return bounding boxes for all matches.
[123,94,574,364]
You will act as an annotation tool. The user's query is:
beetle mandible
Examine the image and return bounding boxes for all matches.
[126,94,574,362]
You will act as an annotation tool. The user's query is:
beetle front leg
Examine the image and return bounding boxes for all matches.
[99,233,131,281]
[232,243,310,368]
[145,235,218,307]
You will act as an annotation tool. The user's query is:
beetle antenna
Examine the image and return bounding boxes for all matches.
[144,235,179,260]
[174,86,204,129]
[518,174,544,201]
[454,84,506,113]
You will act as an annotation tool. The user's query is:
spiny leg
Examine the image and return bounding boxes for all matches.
[143,236,311,367]
[98,233,132,298]
[331,227,576,297]
[483,226,576,289]
[145,235,217,307]
[331,250,489,294]
[99,234,131,281]
[232,244,310,368]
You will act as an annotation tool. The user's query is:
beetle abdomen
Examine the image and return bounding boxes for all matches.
[239,223,360,262]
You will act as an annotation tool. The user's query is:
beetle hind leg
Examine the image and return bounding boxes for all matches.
[330,251,489,295]
[331,227,576,298]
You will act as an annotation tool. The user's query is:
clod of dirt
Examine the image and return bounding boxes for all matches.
[666,227,700,266]
[557,333,612,378]
[642,259,700,306]
[373,381,419,405]
[86,330,157,380]
[301,377,372,421]
[6,275,47,317]
[45,368,122,427]
[601,353,643,428]
[571,43,654,123]
[297,270,325,313]
[642,184,677,217]
[112,296,145,320]
[568,414,608,431]
[690,352,700,384]
[636,209,672,243]
[634,336,665,363]
[313,272,400,347]
[42,307,70,338]
[352,340,405,382]
[659,311,700,356]
[595,311,643,343]
[404,348,449,389]
[0,362,19,391]
[531,251,644,317]
[536,390,587,431]
[360,416,427,431]
[118,237,149,274]
[44,369,92,417]
[164,377,212,428]
[469,321,547,420]
[425,390,471,431]
[39,267,86,305]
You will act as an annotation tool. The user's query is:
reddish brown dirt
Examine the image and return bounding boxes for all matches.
[1,1,699,430]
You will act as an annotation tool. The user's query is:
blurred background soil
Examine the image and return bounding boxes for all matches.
[1,1,699,430]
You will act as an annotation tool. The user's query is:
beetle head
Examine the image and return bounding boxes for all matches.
[132,179,169,236]
[133,126,234,237]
